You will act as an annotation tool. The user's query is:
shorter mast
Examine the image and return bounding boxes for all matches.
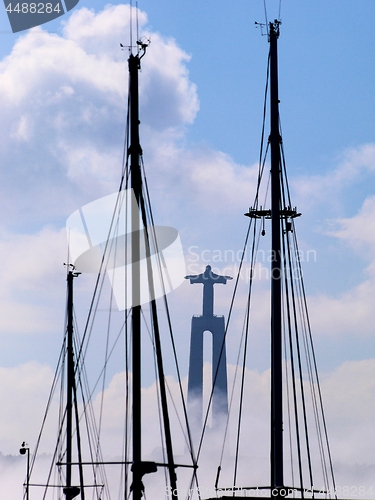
[129,49,143,500]
[269,20,283,493]
[64,267,82,500]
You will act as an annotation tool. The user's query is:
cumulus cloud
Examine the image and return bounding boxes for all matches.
[307,280,375,337]
[303,191,375,337]
[0,2,263,346]
[0,2,204,334]
[328,195,375,257]
[0,3,200,227]
[0,362,56,454]
[0,4,373,496]
[323,359,375,465]
[143,139,259,222]
[0,226,66,334]
[91,359,375,492]
[277,144,375,340]
[293,143,375,212]
[4,358,371,496]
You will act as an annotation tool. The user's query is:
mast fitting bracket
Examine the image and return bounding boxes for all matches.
[245,207,301,219]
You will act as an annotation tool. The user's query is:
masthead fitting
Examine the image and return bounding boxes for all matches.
[269,19,281,40]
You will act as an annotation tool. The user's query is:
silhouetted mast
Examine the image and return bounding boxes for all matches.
[128,42,179,500]
[269,20,283,492]
[64,269,82,500]
[129,49,143,500]
[201,17,337,500]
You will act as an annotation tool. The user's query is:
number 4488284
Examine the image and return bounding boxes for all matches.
[6,3,61,14]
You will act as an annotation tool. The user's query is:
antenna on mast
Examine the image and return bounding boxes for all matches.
[129,0,133,53]
[255,21,268,36]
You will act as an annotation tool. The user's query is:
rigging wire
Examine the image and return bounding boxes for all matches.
[231,54,272,484]
[141,157,198,466]
[280,210,305,493]
[196,133,270,464]
[28,341,66,477]
[198,43,271,482]
[282,303,296,494]
[73,101,131,397]
[233,217,259,489]
[73,315,111,498]
[142,307,169,487]
[291,227,337,496]
[279,128,336,494]
[73,55,132,386]
[136,1,139,44]
[139,157,201,500]
[129,0,132,51]
[141,169,199,498]
[263,0,269,29]
[203,32,338,498]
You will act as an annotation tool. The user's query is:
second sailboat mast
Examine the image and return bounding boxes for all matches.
[269,20,283,491]
[129,52,143,500]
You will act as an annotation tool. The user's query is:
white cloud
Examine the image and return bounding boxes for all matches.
[277,144,375,339]
[0,362,56,454]
[323,359,375,466]
[0,5,373,495]
[2,358,370,495]
[186,148,258,212]
[140,32,199,128]
[0,227,66,334]
[293,143,375,211]
[307,278,375,337]
[11,114,33,142]
[62,4,147,58]
[328,195,375,257]
[0,3,205,338]
[0,3,200,226]
[140,135,260,221]
[303,192,375,337]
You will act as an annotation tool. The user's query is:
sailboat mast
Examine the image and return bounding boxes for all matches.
[64,270,81,500]
[66,270,74,491]
[129,52,143,500]
[269,20,283,491]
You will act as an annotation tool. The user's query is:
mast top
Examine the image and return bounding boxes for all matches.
[135,37,150,59]
[269,19,281,39]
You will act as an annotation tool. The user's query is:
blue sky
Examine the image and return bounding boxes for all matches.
[0,1,374,495]
[2,0,375,171]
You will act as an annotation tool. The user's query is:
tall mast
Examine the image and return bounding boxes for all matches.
[269,20,283,492]
[129,51,143,500]
[63,269,81,500]
[128,41,180,499]
[204,17,336,500]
